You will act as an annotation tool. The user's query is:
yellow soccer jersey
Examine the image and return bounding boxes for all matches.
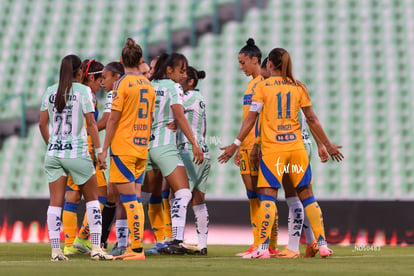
[110,73,156,158]
[240,75,263,149]
[251,76,312,155]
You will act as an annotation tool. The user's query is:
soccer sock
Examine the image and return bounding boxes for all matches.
[301,196,327,248]
[120,194,143,249]
[136,196,145,245]
[101,201,116,245]
[85,200,102,247]
[77,212,90,240]
[286,196,304,252]
[269,209,278,250]
[193,203,209,249]
[171,188,192,241]
[247,190,260,247]
[47,206,62,249]
[162,189,172,241]
[63,202,78,247]
[148,195,165,242]
[115,219,129,247]
[257,195,277,252]
[303,213,316,244]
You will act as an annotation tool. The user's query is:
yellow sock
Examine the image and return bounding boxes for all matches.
[148,195,165,242]
[247,190,260,247]
[269,210,278,250]
[162,197,172,241]
[62,202,78,247]
[77,212,89,240]
[249,198,260,247]
[257,196,277,248]
[121,194,143,249]
[302,196,326,244]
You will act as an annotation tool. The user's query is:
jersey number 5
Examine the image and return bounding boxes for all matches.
[277,91,291,119]
[138,89,149,119]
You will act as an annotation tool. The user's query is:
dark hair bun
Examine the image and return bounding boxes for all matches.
[126,38,136,48]
[246,38,255,46]
[197,70,206,79]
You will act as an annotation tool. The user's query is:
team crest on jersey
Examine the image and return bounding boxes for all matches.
[199,101,205,109]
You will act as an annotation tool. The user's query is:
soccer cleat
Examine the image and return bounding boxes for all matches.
[51,248,69,261]
[304,240,319,258]
[319,246,333,258]
[197,248,208,256]
[268,247,279,256]
[161,240,188,255]
[145,242,167,255]
[90,246,113,260]
[113,248,145,260]
[73,236,92,254]
[108,244,127,257]
[235,245,256,257]
[63,245,83,256]
[274,248,300,258]
[242,249,271,259]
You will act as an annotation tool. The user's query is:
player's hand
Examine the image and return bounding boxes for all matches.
[218,144,239,164]
[166,121,177,132]
[234,149,241,166]
[318,145,329,163]
[326,144,344,162]
[192,142,204,165]
[98,151,107,170]
[250,144,261,165]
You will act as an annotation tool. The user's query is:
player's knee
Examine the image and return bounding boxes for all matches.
[174,188,192,205]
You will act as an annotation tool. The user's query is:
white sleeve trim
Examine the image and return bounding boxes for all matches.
[250,101,263,113]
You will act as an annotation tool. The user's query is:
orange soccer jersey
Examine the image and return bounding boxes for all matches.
[240,75,263,150]
[110,73,155,158]
[251,76,312,156]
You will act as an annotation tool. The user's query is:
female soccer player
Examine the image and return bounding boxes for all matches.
[62,59,107,255]
[177,66,210,255]
[100,62,125,250]
[39,54,112,261]
[253,58,325,258]
[219,48,343,258]
[98,38,156,260]
[234,38,269,256]
[145,53,204,254]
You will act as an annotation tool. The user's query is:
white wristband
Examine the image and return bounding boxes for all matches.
[95,147,103,154]
[233,139,241,146]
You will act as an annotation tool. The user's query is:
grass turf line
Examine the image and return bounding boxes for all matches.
[0,244,414,275]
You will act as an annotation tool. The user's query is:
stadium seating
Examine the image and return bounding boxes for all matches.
[0,0,413,199]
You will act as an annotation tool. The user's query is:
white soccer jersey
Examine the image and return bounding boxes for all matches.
[177,89,209,158]
[149,78,183,148]
[40,82,95,158]
[103,91,112,113]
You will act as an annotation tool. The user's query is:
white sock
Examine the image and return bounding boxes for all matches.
[47,206,62,249]
[192,203,209,249]
[86,200,102,246]
[141,192,151,206]
[286,196,304,252]
[115,219,128,247]
[303,213,316,244]
[171,188,192,241]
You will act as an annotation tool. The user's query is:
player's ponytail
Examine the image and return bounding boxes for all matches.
[121,37,143,69]
[268,48,296,83]
[186,66,206,89]
[239,37,262,64]
[55,54,81,113]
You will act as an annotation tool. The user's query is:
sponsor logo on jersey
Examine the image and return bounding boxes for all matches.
[275,133,296,142]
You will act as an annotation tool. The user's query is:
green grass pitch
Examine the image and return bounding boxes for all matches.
[1,244,414,275]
